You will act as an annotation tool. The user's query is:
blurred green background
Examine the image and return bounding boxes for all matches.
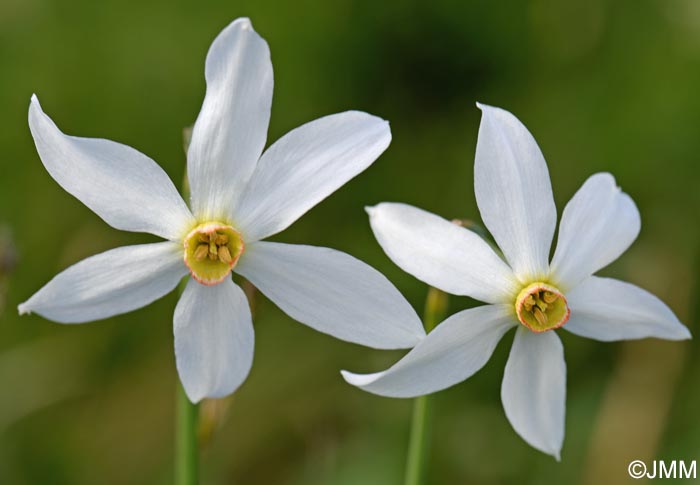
[1,0,699,483]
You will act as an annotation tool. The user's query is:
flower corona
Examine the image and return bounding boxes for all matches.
[183,223,245,285]
[514,282,569,332]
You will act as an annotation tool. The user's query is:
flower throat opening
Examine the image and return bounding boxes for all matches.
[183,223,244,286]
[515,282,570,333]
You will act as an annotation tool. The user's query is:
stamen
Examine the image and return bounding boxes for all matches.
[194,244,209,261]
[543,291,557,304]
[533,307,548,326]
[218,246,232,264]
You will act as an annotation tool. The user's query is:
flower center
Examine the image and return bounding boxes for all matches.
[514,282,570,333]
[183,222,244,286]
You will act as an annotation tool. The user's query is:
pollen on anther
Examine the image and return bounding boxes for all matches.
[194,244,209,261]
[219,246,232,264]
[533,307,548,326]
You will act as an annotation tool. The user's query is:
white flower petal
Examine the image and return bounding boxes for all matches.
[550,173,641,291]
[235,241,424,349]
[501,327,566,459]
[234,112,391,242]
[368,203,520,303]
[474,104,557,282]
[174,278,255,403]
[564,276,690,341]
[187,18,273,220]
[29,95,195,241]
[341,305,515,397]
[18,242,187,323]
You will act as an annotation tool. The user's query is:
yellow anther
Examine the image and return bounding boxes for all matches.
[215,234,229,245]
[523,295,535,311]
[198,233,210,243]
[218,246,232,264]
[535,299,548,312]
[543,291,557,304]
[194,244,209,261]
[533,307,548,326]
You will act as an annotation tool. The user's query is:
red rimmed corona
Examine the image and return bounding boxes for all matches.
[183,223,245,285]
[514,282,570,333]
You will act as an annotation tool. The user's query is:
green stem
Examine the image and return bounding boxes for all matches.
[175,382,199,485]
[404,286,448,485]
[404,395,432,485]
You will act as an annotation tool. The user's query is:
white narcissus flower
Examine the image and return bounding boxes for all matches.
[19,18,425,403]
[342,104,691,459]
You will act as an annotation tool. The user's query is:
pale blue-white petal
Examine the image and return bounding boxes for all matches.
[501,327,566,460]
[235,241,424,349]
[174,278,255,402]
[564,276,690,341]
[187,18,273,220]
[342,305,516,397]
[19,242,187,322]
[367,202,520,304]
[234,112,390,241]
[474,104,557,282]
[29,96,195,241]
[550,173,640,291]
